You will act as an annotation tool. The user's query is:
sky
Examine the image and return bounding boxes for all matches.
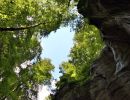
[40,26,75,79]
[38,26,75,100]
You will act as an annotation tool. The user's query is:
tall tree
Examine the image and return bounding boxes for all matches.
[0,0,76,99]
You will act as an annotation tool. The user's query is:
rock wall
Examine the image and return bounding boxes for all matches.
[53,81,91,100]
[90,47,130,100]
[79,0,130,99]
[53,0,130,100]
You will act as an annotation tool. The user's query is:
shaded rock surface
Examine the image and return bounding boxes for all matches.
[53,81,91,100]
[53,0,130,100]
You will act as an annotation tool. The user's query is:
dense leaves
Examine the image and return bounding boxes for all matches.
[58,20,104,88]
[32,58,54,84]
[0,0,104,99]
[0,0,76,99]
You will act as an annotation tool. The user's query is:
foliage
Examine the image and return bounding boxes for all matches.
[0,0,77,99]
[0,0,76,31]
[32,58,54,84]
[0,0,104,99]
[58,19,104,88]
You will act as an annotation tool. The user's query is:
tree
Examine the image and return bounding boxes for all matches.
[0,0,76,99]
[57,19,104,89]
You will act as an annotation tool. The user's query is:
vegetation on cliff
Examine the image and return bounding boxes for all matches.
[57,20,103,89]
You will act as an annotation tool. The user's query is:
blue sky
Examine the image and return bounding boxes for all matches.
[40,26,75,79]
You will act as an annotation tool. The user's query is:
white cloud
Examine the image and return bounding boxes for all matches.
[38,79,58,100]
[51,79,57,90]
[38,85,50,100]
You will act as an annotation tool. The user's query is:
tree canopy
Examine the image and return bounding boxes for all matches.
[57,20,104,89]
[0,0,104,99]
[0,0,77,99]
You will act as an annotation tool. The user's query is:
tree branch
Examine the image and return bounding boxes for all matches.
[0,23,43,31]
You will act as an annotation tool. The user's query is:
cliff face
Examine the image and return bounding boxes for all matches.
[90,47,130,100]
[53,81,91,100]
[54,0,130,100]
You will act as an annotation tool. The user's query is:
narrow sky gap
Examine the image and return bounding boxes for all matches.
[41,26,75,79]
[38,27,75,100]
